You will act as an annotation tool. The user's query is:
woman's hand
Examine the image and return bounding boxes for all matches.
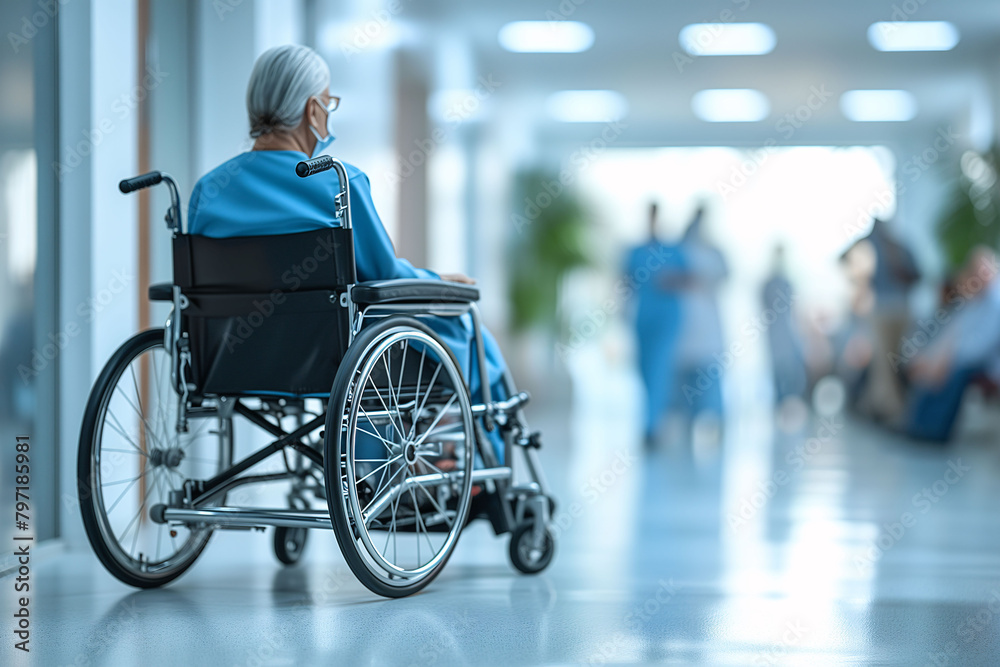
[440,272,476,285]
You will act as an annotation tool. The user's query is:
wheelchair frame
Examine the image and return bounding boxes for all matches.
[79,157,554,597]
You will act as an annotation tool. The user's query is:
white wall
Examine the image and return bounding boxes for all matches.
[191,1,256,178]
[58,0,139,546]
[311,1,400,242]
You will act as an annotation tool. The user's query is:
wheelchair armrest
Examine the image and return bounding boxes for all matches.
[351,279,480,305]
[149,282,174,301]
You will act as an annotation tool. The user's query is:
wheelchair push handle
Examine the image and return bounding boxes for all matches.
[119,170,163,194]
[296,156,335,178]
[294,156,352,231]
[118,170,182,234]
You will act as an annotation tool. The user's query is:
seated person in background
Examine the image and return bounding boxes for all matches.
[188,44,507,458]
[903,246,1000,442]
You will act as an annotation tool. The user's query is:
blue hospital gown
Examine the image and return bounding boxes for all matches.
[625,241,687,438]
[188,150,507,456]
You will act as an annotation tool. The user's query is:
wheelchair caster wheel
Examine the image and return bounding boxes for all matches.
[274,526,308,566]
[508,521,554,575]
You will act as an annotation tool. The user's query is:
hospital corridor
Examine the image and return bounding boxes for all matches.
[4,1,1000,665]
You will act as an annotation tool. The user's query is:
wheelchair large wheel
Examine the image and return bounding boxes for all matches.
[78,328,233,588]
[326,317,476,597]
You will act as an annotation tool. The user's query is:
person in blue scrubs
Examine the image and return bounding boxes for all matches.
[625,203,687,448]
[187,45,507,459]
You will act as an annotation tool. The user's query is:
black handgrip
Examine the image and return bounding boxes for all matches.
[296,156,334,178]
[119,171,163,193]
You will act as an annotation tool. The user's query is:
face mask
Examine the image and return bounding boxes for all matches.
[309,97,338,157]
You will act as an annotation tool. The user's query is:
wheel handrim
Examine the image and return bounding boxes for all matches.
[90,341,230,579]
[341,329,475,586]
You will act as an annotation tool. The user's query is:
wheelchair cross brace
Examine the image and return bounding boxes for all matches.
[178,405,326,508]
[152,390,533,529]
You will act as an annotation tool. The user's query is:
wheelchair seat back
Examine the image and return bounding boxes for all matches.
[172,227,356,397]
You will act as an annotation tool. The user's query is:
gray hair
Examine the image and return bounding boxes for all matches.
[246,45,330,138]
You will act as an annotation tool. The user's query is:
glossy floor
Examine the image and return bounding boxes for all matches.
[8,389,1000,666]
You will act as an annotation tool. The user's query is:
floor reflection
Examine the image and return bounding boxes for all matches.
[18,375,1000,665]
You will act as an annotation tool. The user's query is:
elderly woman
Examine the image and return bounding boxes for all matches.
[188,44,507,457]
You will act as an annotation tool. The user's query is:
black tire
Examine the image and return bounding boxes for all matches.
[273,526,309,565]
[324,316,475,598]
[78,329,231,588]
[508,521,555,575]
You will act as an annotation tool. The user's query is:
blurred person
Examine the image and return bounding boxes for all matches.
[903,247,1000,442]
[674,206,729,435]
[624,202,687,448]
[844,219,920,422]
[762,245,808,407]
[186,44,509,459]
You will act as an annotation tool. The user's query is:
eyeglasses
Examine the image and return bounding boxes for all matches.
[317,95,340,113]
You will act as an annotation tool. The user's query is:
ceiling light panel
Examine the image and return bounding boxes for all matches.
[679,22,776,56]
[692,89,770,122]
[499,21,594,53]
[868,21,959,51]
[840,90,918,122]
[546,90,628,123]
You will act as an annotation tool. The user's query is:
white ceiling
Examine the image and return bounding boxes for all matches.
[393,0,1000,149]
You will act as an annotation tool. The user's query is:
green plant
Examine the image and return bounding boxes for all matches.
[507,169,592,335]
[936,144,1000,272]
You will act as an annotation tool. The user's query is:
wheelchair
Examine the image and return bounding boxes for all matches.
[77,156,556,597]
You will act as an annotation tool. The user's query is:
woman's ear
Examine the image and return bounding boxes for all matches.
[302,97,321,133]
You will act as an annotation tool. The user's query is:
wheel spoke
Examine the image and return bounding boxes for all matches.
[101,447,148,458]
[356,420,398,453]
[357,455,402,486]
[104,409,147,456]
[362,461,406,518]
[118,467,158,556]
[397,341,408,418]
[105,474,142,515]
[381,349,406,438]
[416,456,449,476]
[365,373,401,441]
[382,484,401,560]
[407,362,442,442]
[412,394,457,449]
[102,468,151,488]
[409,482,421,567]
[129,363,162,453]
[408,347,426,441]
[414,479,454,528]
[410,481,436,561]
[150,350,171,455]
[114,383,163,452]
